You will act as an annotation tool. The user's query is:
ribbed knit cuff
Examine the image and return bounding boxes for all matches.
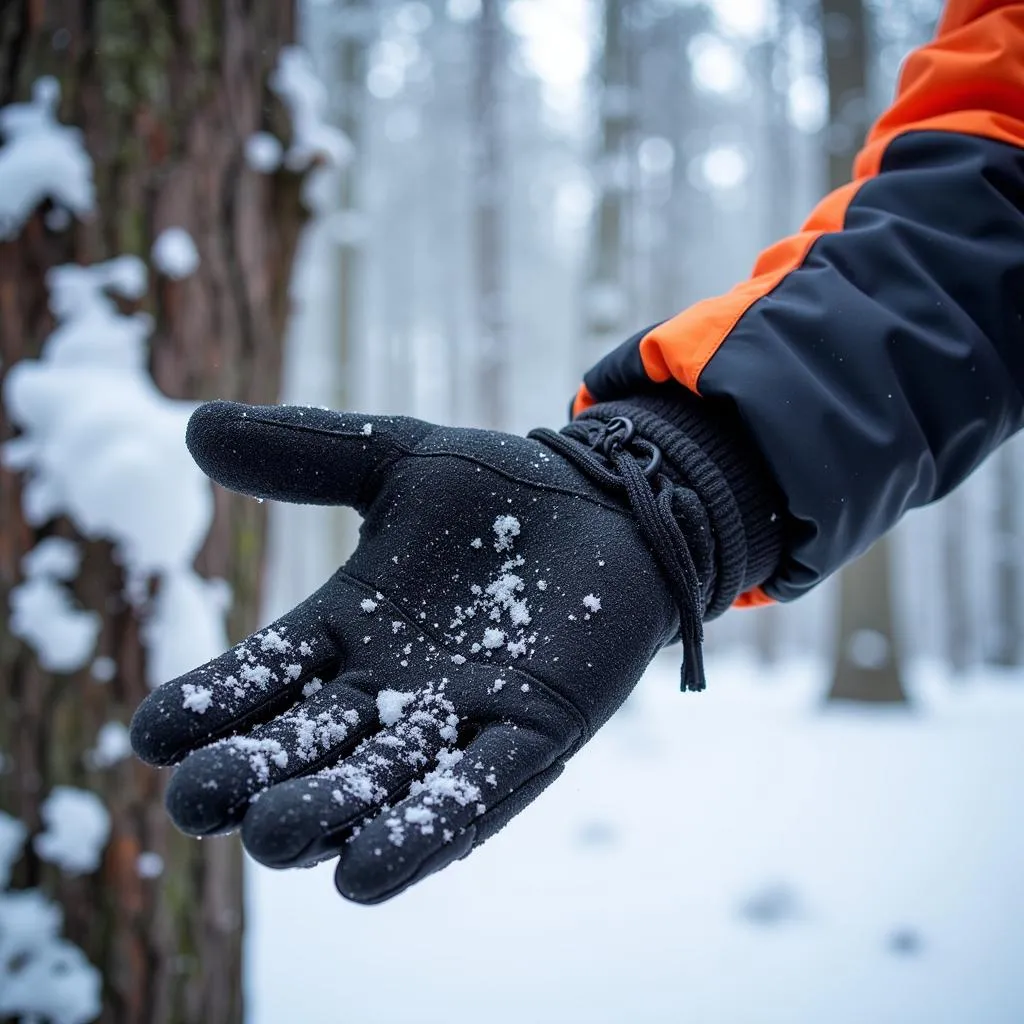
[576,385,785,617]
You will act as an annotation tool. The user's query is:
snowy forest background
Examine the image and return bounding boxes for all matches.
[1,0,1023,1022]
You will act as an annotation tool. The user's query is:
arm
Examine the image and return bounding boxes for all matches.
[577,0,1024,603]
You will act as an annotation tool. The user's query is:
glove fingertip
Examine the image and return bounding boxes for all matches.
[185,400,265,496]
[334,826,476,906]
[129,690,187,767]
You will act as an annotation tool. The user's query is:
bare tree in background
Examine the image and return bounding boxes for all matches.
[326,0,371,567]
[0,3,307,1020]
[822,0,907,702]
[945,486,971,675]
[473,0,507,429]
[988,444,1022,666]
[583,0,635,365]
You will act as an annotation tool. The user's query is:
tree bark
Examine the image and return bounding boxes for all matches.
[583,0,634,363]
[0,2,306,1022]
[944,486,971,675]
[473,0,506,429]
[988,444,1021,667]
[829,536,906,703]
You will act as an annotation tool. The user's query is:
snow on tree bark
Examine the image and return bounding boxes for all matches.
[0,3,306,1022]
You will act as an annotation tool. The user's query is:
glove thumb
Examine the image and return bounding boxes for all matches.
[185,401,432,509]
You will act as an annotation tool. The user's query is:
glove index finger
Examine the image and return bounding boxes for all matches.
[185,402,432,509]
[130,603,341,767]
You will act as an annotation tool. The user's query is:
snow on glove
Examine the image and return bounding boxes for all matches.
[131,396,779,904]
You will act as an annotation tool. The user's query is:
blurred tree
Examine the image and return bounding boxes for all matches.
[473,0,508,428]
[821,0,907,702]
[0,3,307,1021]
[988,444,1022,666]
[583,0,636,363]
[325,0,371,570]
[944,486,971,675]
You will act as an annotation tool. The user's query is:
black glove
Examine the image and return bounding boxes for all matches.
[130,395,781,903]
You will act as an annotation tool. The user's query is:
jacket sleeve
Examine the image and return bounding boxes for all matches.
[575,0,1024,605]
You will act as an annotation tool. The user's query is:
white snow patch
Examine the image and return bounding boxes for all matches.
[224,737,288,784]
[248,655,1024,1024]
[270,47,354,169]
[583,594,602,614]
[493,515,521,552]
[136,852,164,879]
[482,628,506,650]
[181,683,213,715]
[89,655,116,682]
[377,688,417,726]
[151,227,199,280]
[361,598,378,614]
[85,721,132,770]
[245,131,284,173]
[361,422,373,436]
[0,77,94,240]
[0,889,101,1024]
[33,787,110,875]
[2,256,227,687]
[9,573,99,674]
[10,538,99,673]
[21,537,80,580]
[260,629,292,654]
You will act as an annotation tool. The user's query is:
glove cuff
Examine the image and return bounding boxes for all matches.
[575,385,785,617]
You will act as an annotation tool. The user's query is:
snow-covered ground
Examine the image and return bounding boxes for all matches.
[246,652,1024,1024]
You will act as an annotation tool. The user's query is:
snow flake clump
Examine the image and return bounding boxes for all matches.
[493,515,521,552]
[377,688,417,726]
[8,538,99,674]
[481,627,506,650]
[84,721,132,770]
[33,787,110,875]
[268,47,354,211]
[0,889,101,1024]
[360,598,378,614]
[0,77,94,241]
[136,852,164,879]
[583,594,602,613]
[90,656,116,682]
[222,737,288,785]
[245,131,284,173]
[2,256,227,687]
[181,683,213,715]
[151,227,199,280]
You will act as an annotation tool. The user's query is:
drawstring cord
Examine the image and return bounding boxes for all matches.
[529,417,708,693]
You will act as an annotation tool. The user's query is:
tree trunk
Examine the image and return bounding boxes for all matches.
[327,0,368,571]
[829,537,906,702]
[820,0,870,201]
[473,0,506,429]
[988,444,1021,667]
[0,3,306,1022]
[584,0,634,363]
[944,486,971,675]
[821,0,906,703]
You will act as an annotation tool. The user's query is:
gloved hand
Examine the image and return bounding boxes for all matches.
[131,396,779,903]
